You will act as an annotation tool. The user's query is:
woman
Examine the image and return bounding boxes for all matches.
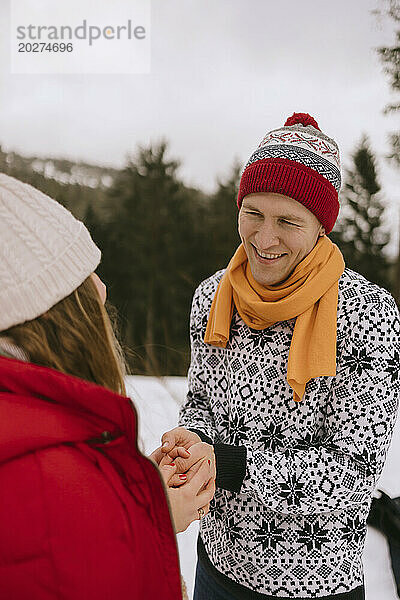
[0,173,215,599]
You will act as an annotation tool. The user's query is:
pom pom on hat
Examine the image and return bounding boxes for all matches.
[284,112,320,131]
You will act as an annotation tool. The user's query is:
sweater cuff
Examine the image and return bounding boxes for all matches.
[187,428,213,445]
[214,443,247,493]
[187,430,247,492]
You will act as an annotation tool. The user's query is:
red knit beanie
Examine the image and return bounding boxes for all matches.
[237,113,341,233]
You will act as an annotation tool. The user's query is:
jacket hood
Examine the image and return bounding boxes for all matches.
[0,356,137,465]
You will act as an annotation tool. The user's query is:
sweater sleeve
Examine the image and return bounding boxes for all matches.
[178,284,217,444]
[179,280,247,490]
[179,286,247,491]
[237,298,400,515]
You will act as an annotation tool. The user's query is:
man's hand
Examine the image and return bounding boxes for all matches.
[148,444,190,467]
[149,426,201,472]
[160,426,202,454]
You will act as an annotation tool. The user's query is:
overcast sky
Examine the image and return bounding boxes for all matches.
[0,0,398,253]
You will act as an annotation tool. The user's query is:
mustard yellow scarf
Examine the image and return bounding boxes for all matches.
[204,236,345,402]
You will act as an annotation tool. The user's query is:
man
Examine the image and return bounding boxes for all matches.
[160,113,400,599]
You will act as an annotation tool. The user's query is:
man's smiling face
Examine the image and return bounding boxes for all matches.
[238,192,325,287]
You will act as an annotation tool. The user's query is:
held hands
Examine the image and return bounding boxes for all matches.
[159,440,216,486]
[159,427,216,484]
[148,427,201,468]
[149,427,217,533]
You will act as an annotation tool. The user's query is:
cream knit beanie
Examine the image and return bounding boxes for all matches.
[0,173,101,332]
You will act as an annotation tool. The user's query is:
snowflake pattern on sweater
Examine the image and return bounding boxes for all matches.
[179,268,400,598]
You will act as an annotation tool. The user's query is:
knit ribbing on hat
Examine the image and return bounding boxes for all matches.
[237,113,341,233]
[0,174,101,331]
[239,158,339,233]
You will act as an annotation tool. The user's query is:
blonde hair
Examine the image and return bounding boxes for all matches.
[0,276,128,395]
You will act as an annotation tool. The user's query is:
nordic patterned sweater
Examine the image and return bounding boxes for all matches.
[178,268,400,599]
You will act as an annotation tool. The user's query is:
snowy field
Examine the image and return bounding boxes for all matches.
[126,376,400,599]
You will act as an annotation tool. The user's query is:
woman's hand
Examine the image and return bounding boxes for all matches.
[159,458,215,533]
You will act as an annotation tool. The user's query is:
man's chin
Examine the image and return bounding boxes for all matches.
[250,265,288,287]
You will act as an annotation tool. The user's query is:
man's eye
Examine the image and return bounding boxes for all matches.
[280,219,297,226]
[245,210,261,216]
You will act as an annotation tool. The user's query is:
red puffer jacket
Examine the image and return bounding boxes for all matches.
[0,356,182,600]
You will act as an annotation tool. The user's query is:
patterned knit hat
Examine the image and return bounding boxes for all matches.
[0,173,101,332]
[238,113,341,233]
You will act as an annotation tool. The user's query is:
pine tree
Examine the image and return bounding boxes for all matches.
[97,141,208,375]
[375,0,400,300]
[207,161,241,272]
[0,146,8,172]
[330,136,391,291]
[376,1,400,136]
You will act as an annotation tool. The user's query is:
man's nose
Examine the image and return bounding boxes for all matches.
[255,223,280,249]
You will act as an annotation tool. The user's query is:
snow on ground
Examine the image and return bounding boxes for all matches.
[126,376,399,599]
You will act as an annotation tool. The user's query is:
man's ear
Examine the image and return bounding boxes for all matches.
[319,227,326,237]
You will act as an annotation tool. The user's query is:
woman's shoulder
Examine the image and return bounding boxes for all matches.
[0,434,181,599]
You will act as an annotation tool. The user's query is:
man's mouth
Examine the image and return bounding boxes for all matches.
[252,244,286,262]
